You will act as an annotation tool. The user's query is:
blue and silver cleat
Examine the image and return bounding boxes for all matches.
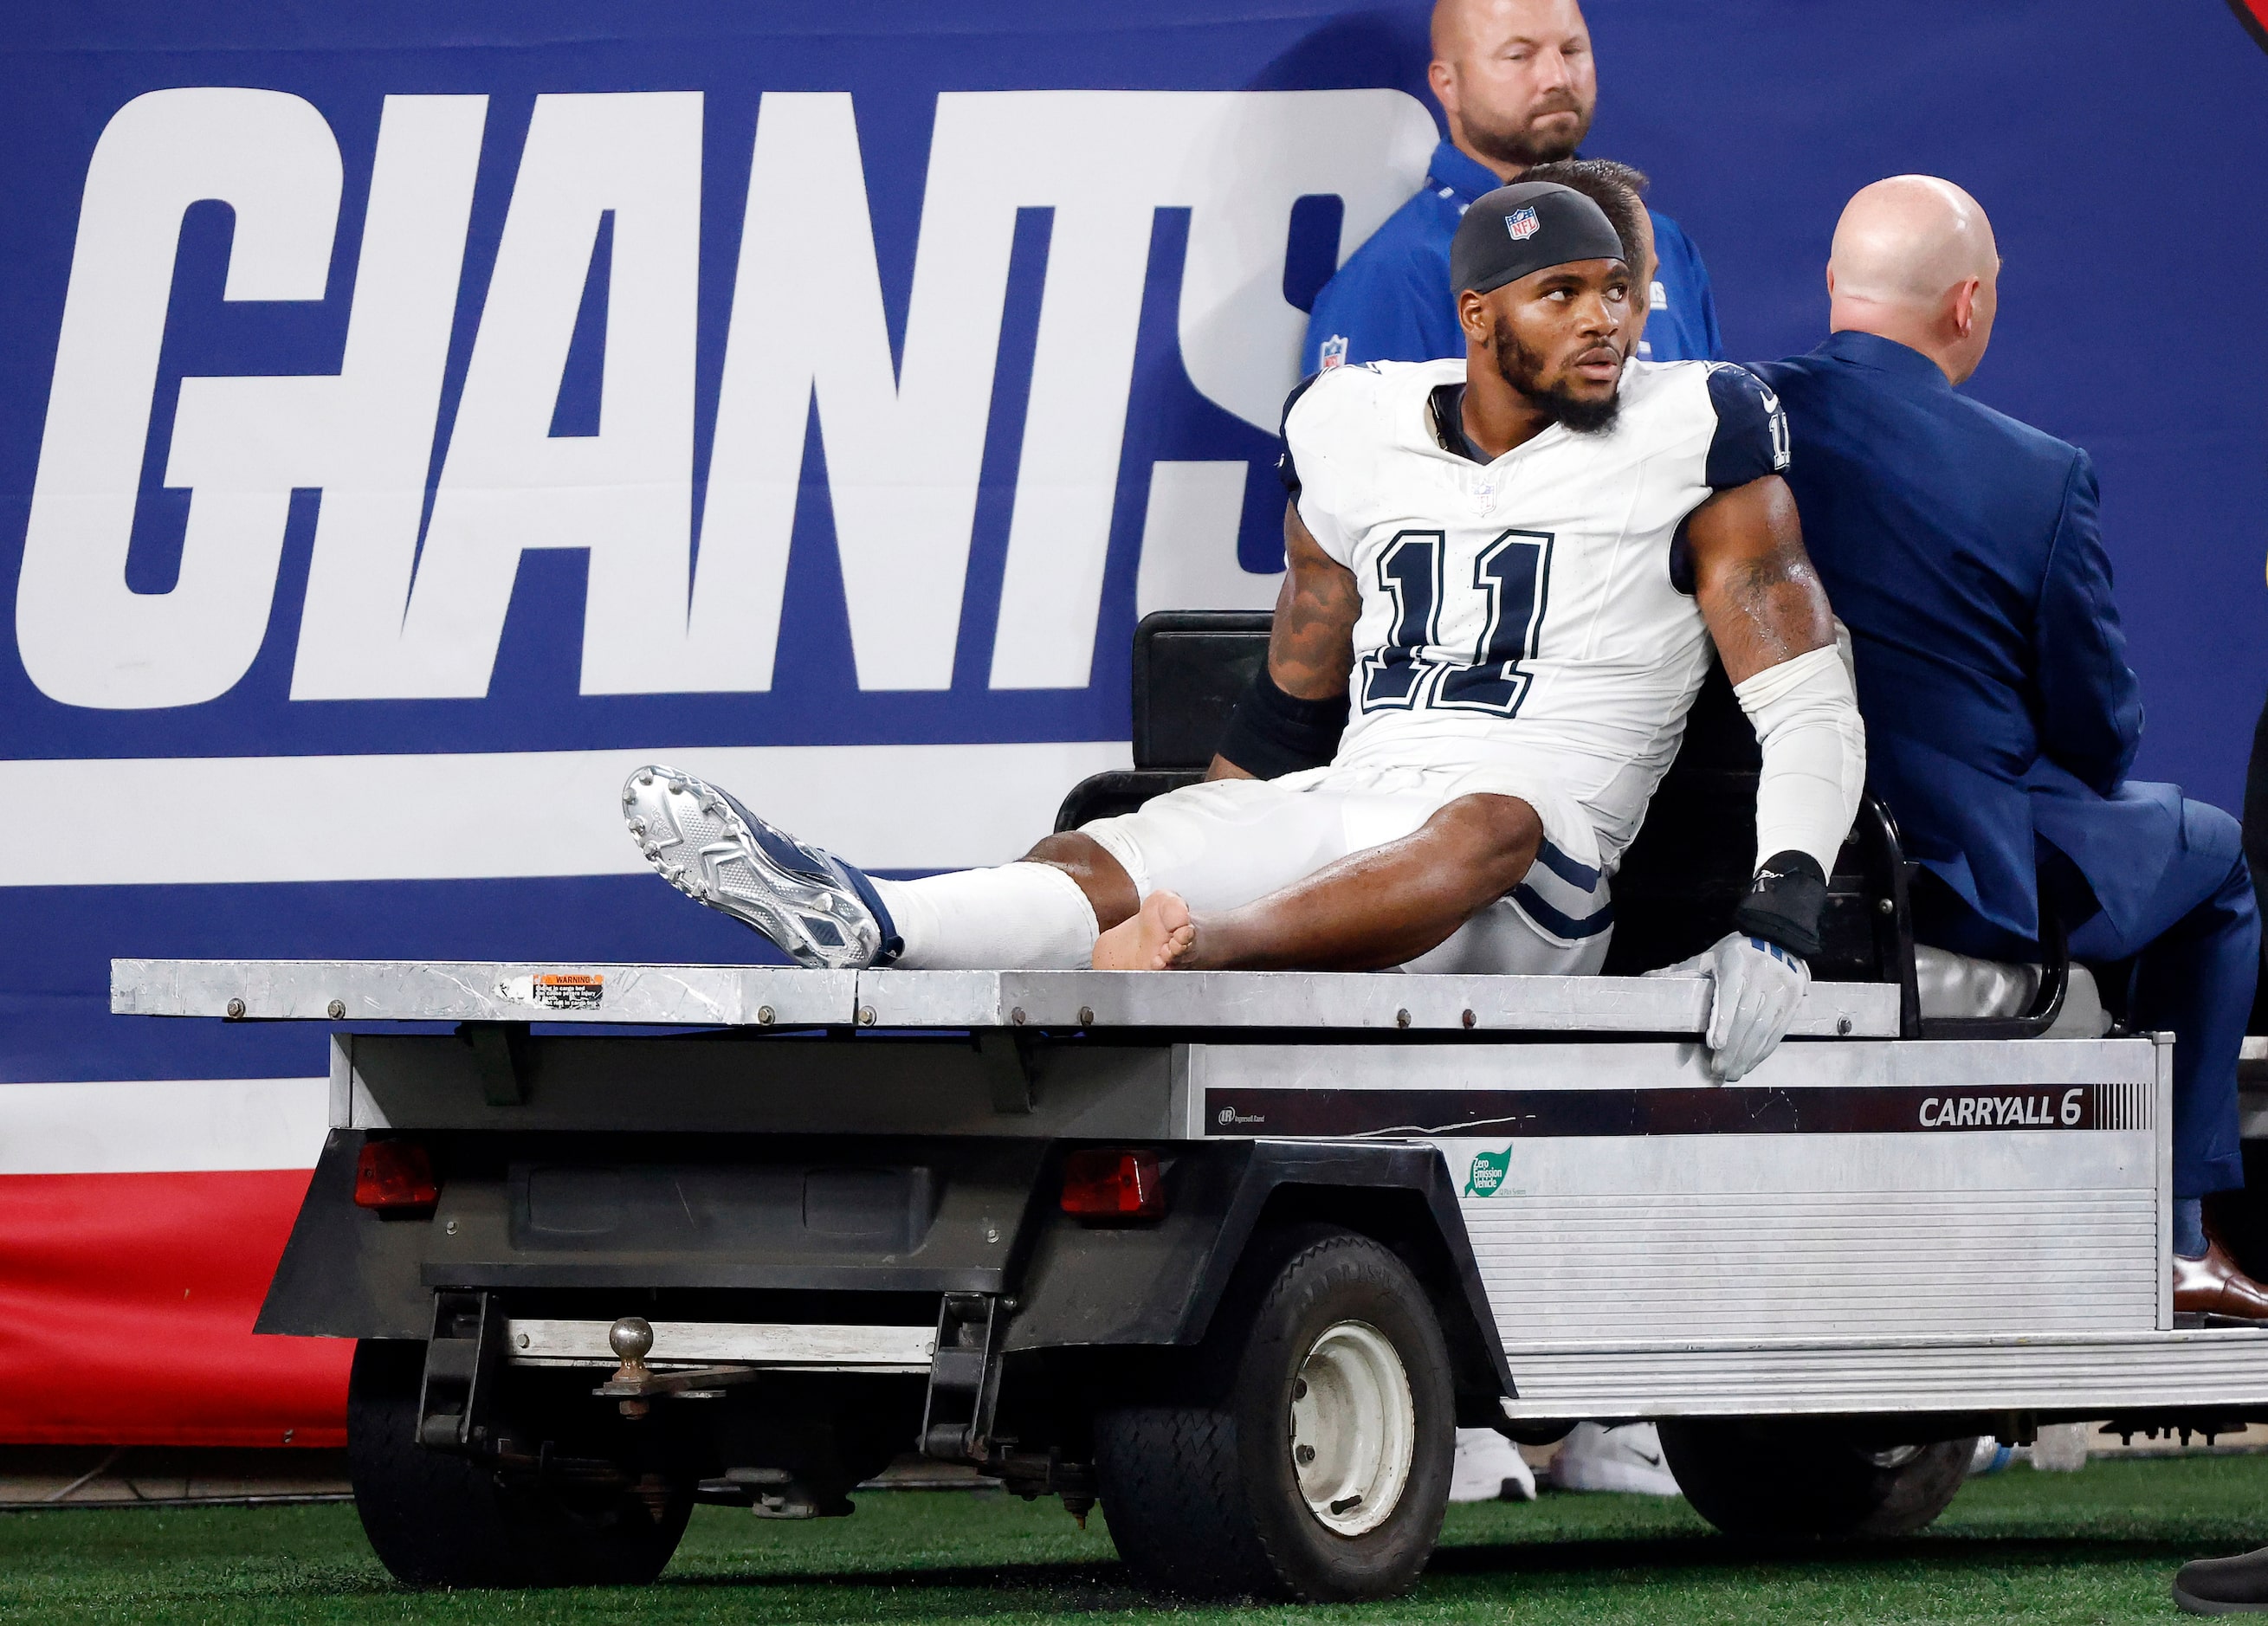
[621,765,900,970]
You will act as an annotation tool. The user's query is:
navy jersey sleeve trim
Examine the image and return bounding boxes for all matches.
[1703,363,1791,490]
[1668,508,1700,596]
[1277,371,1323,497]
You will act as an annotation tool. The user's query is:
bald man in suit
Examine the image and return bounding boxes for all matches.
[1754,177,2266,1326]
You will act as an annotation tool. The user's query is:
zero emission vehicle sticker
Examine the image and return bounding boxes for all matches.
[494,971,605,1010]
[1464,1145,1513,1197]
[1204,1081,2154,1139]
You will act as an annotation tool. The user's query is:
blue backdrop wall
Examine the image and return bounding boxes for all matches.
[0,1,2263,1094]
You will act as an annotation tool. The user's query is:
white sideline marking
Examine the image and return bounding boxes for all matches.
[0,1076,327,1174]
[0,741,1130,887]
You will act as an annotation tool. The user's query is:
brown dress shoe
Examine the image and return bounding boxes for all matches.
[2173,1240,2268,1323]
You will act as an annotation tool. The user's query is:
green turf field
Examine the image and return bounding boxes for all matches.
[3,1454,2262,1624]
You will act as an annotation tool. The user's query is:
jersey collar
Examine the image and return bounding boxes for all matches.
[1424,140,1506,207]
[1431,384,1484,462]
[1427,380,1569,468]
[1813,330,1955,390]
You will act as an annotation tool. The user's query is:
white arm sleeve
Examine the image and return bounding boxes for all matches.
[1732,637,1866,878]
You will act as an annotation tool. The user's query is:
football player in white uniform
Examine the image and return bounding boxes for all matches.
[622,179,1864,1081]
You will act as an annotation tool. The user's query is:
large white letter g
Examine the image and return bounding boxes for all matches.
[17,87,341,710]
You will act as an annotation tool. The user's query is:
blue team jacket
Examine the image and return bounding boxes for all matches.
[1755,332,2174,949]
[1301,140,1722,372]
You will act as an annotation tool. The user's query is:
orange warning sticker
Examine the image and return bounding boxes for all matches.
[529,972,604,1010]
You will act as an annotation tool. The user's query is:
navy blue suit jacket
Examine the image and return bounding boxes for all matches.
[1756,332,2174,949]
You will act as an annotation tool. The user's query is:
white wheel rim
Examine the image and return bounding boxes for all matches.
[1288,1320,1416,1537]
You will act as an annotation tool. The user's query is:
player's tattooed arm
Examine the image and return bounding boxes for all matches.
[1205,502,1360,782]
[1687,474,1835,683]
[1270,502,1360,698]
[1688,470,1863,971]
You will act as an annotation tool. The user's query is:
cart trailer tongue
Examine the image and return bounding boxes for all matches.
[111,957,2267,1599]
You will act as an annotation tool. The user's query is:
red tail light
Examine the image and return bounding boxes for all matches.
[1061,1149,1163,1219]
[355,1140,438,1210]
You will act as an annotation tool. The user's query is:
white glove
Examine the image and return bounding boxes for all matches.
[1647,932,1810,1081]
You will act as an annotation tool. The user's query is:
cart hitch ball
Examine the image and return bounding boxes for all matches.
[606,1317,656,1421]
[609,1316,655,1364]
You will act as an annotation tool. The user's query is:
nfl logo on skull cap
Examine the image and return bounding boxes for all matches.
[1506,206,1541,241]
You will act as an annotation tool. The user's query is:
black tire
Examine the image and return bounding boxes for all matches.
[346,1339,693,1588]
[1094,1223,1455,1602]
[1657,1416,1975,1540]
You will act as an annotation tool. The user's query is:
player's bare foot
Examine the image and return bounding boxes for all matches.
[1092,891,1199,971]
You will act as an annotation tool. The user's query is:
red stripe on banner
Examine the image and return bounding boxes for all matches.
[2232,0,2268,50]
[0,1171,349,1446]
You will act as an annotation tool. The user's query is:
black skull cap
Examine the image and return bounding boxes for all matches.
[1451,180,1628,297]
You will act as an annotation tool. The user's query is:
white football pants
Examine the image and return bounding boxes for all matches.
[878,762,1613,973]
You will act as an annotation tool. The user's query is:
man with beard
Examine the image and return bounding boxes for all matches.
[1302,0,1720,373]
[623,184,1857,1090]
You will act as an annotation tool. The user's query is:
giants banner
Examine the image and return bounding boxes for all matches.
[0,3,2262,1442]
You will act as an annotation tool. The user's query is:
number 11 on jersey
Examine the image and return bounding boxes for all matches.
[1358,527,1554,716]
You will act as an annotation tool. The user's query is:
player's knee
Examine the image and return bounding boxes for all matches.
[1426,793,1545,895]
[1019,832,1140,930]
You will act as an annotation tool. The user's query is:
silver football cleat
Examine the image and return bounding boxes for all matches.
[621,765,895,970]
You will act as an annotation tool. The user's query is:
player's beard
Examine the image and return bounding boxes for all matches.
[1461,91,1592,170]
[1492,315,1622,435]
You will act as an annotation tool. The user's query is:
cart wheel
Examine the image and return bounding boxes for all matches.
[1657,1416,1976,1539]
[346,1339,692,1588]
[1093,1223,1454,1601]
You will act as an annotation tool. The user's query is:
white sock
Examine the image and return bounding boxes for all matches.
[870,863,1101,970]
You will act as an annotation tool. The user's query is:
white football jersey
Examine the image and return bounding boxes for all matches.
[1283,355,1788,867]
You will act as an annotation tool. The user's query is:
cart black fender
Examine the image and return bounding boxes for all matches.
[1006,1138,1515,1423]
